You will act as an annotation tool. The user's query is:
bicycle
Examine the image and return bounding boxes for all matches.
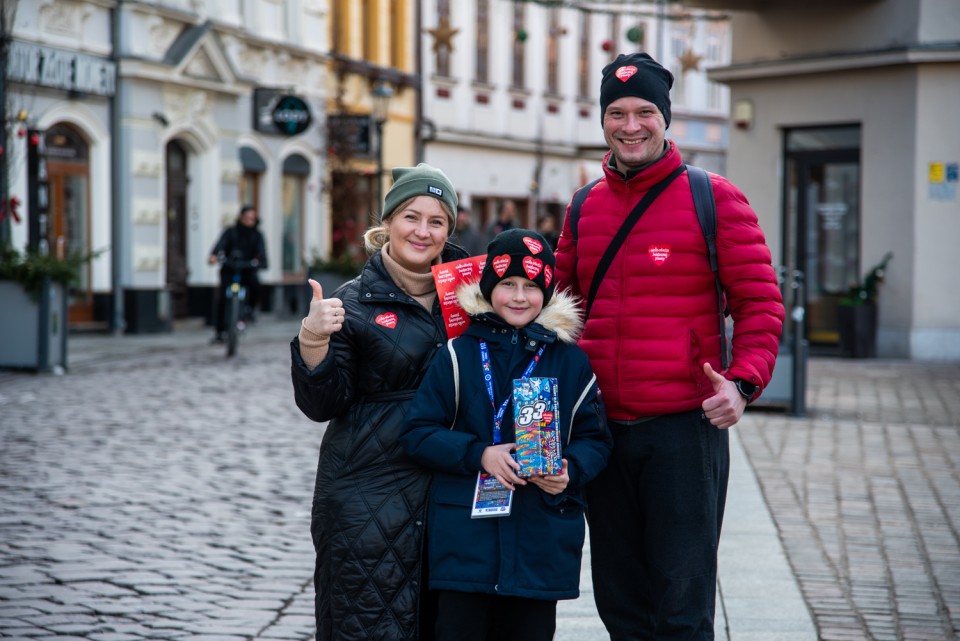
[218,254,260,357]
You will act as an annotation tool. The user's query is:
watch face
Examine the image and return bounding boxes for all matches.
[736,379,756,400]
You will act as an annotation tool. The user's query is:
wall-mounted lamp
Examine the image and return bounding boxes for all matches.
[733,99,754,131]
[152,112,169,127]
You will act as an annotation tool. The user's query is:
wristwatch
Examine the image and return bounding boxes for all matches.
[733,378,758,403]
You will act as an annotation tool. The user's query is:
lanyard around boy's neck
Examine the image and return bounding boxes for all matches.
[479,339,546,445]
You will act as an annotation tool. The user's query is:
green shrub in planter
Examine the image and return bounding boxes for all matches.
[836,251,892,358]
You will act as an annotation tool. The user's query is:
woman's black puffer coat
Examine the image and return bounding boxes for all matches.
[291,244,467,641]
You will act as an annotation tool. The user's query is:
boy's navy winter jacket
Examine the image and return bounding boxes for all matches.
[401,282,612,601]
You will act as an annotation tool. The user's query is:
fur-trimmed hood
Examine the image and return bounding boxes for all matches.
[455,281,584,344]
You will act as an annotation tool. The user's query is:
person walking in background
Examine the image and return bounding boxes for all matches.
[290,163,468,641]
[485,199,517,245]
[554,52,785,640]
[401,229,612,641]
[208,205,267,343]
[536,214,560,250]
[451,204,485,256]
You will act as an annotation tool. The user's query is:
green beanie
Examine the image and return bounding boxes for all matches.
[381,163,458,229]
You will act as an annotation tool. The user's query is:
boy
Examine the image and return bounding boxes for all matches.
[401,229,612,641]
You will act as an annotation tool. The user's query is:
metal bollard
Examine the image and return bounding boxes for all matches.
[789,270,807,417]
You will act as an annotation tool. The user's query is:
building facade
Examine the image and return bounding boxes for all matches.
[418,0,732,241]
[688,0,960,360]
[322,0,418,270]
[4,0,327,331]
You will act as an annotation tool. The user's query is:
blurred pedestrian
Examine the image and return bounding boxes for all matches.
[290,163,468,641]
[536,214,560,250]
[554,52,785,640]
[485,199,517,245]
[451,205,485,256]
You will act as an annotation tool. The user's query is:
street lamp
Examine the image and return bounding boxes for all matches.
[371,81,394,213]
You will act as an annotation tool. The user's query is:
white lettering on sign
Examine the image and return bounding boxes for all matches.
[6,41,116,96]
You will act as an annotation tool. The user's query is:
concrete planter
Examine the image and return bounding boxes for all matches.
[0,279,68,371]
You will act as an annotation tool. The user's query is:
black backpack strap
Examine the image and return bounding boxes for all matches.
[687,164,729,370]
[566,178,602,243]
[583,165,686,321]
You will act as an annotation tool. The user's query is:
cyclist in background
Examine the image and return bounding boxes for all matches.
[208,205,268,343]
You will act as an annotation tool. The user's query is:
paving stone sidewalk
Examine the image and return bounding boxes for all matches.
[738,358,960,641]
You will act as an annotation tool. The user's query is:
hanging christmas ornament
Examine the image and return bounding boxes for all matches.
[515,29,528,43]
[601,39,613,52]
[626,25,644,44]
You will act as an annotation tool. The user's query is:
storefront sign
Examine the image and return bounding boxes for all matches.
[253,88,313,136]
[272,95,312,135]
[7,40,116,97]
[327,114,372,156]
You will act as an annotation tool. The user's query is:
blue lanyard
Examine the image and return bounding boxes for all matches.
[479,340,546,444]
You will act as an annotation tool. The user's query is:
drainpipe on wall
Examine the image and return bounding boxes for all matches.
[0,5,10,247]
[414,0,424,164]
[110,0,126,333]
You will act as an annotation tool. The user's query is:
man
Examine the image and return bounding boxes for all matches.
[554,53,784,640]
[451,205,486,256]
[208,205,268,342]
[485,199,517,245]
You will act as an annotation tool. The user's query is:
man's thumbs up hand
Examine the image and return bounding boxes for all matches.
[700,362,746,429]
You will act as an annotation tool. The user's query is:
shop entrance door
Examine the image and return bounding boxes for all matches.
[783,126,861,349]
[45,125,92,324]
[165,140,189,318]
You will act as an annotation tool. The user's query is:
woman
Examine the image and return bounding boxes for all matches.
[291,163,467,641]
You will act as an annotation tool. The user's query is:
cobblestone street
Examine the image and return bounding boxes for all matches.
[2,323,959,640]
[1,337,319,640]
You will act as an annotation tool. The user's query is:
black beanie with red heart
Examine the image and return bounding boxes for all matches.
[600,52,674,127]
[479,229,556,306]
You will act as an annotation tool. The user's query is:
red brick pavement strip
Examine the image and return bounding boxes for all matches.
[736,358,960,641]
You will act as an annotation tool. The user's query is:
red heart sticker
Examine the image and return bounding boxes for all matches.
[522,256,543,279]
[648,245,671,265]
[375,312,397,328]
[492,255,511,276]
[522,237,544,254]
[616,65,638,82]
[544,265,553,288]
[541,411,554,425]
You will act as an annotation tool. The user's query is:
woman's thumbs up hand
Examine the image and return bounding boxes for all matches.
[303,279,346,338]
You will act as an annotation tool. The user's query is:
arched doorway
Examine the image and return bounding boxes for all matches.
[45,124,92,323]
[165,140,190,318]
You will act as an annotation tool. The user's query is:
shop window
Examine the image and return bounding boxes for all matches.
[282,154,310,274]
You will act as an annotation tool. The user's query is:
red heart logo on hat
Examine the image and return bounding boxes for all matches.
[493,255,511,276]
[616,65,638,82]
[522,256,543,279]
[544,265,553,288]
[375,312,398,328]
[522,237,544,254]
[648,244,671,265]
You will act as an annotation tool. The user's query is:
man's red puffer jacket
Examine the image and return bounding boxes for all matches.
[555,143,785,419]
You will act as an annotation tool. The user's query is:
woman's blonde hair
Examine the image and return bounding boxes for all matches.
[362,196,455,254]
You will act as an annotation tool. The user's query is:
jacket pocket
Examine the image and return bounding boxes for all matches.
[687,328,708,395]
[540,491,587,519]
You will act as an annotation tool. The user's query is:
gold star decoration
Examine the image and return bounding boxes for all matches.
[678,48,703,74]
[426,16,459,53]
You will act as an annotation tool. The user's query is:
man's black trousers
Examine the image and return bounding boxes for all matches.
[586,409,730,641]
